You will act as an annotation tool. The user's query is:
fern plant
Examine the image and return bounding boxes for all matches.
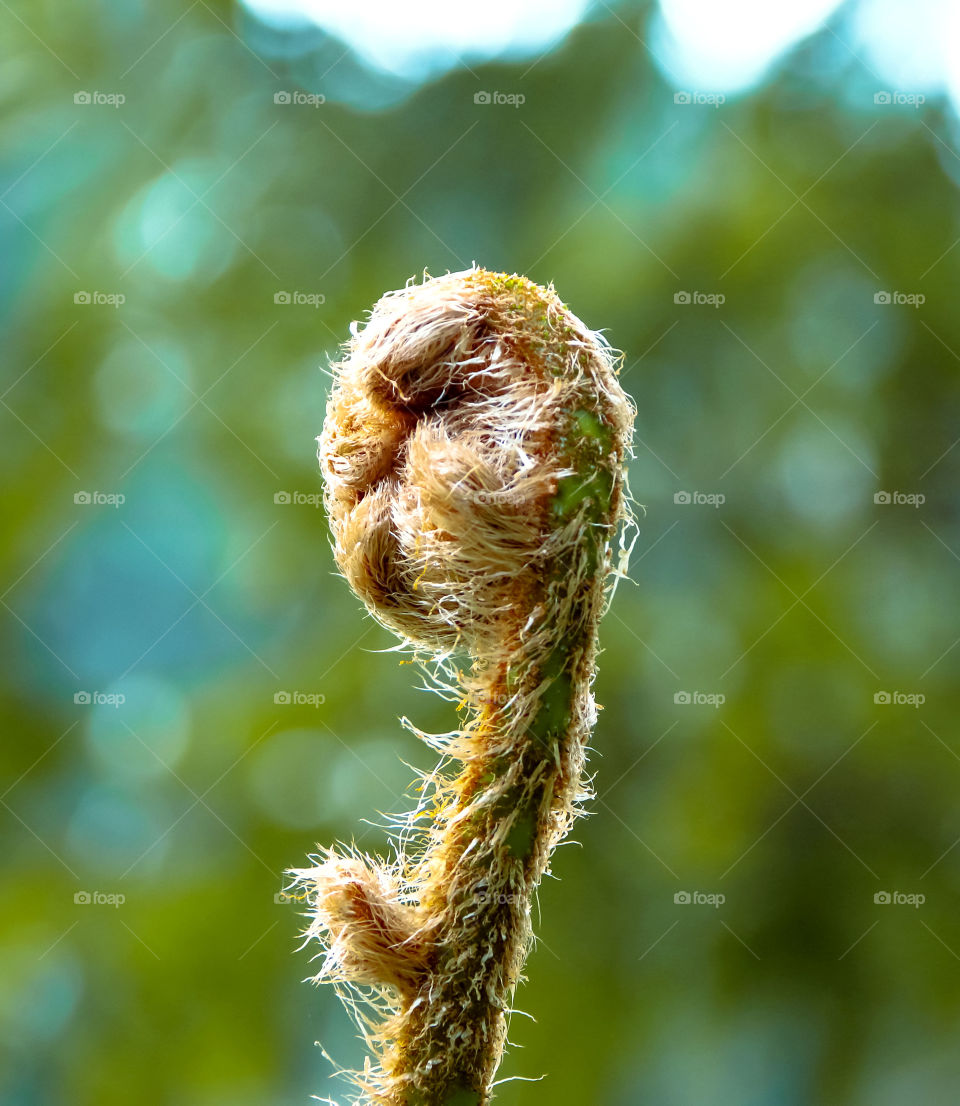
[291,267,635,1105]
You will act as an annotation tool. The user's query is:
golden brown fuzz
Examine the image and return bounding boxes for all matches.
[290,267,635,1105]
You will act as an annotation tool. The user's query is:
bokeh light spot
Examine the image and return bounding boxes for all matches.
[240,0,591,80]
[94,336,193,439]
[84,674,191,783]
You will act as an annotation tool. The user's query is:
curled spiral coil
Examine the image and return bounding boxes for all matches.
[319,267,633,659]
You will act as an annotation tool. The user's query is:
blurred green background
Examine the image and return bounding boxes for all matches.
[3,1,960,1103]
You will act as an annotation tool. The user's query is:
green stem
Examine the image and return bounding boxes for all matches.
[385,406,616,1105]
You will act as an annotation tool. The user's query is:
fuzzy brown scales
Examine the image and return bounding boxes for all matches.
[291,267,634,1105]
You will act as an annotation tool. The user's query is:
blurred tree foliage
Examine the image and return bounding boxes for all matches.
[2,2,960,1104]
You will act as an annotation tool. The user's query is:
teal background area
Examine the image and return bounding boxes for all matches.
[2,3,959,1104]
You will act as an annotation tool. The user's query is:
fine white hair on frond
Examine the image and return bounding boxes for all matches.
[295,267,635,1105]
